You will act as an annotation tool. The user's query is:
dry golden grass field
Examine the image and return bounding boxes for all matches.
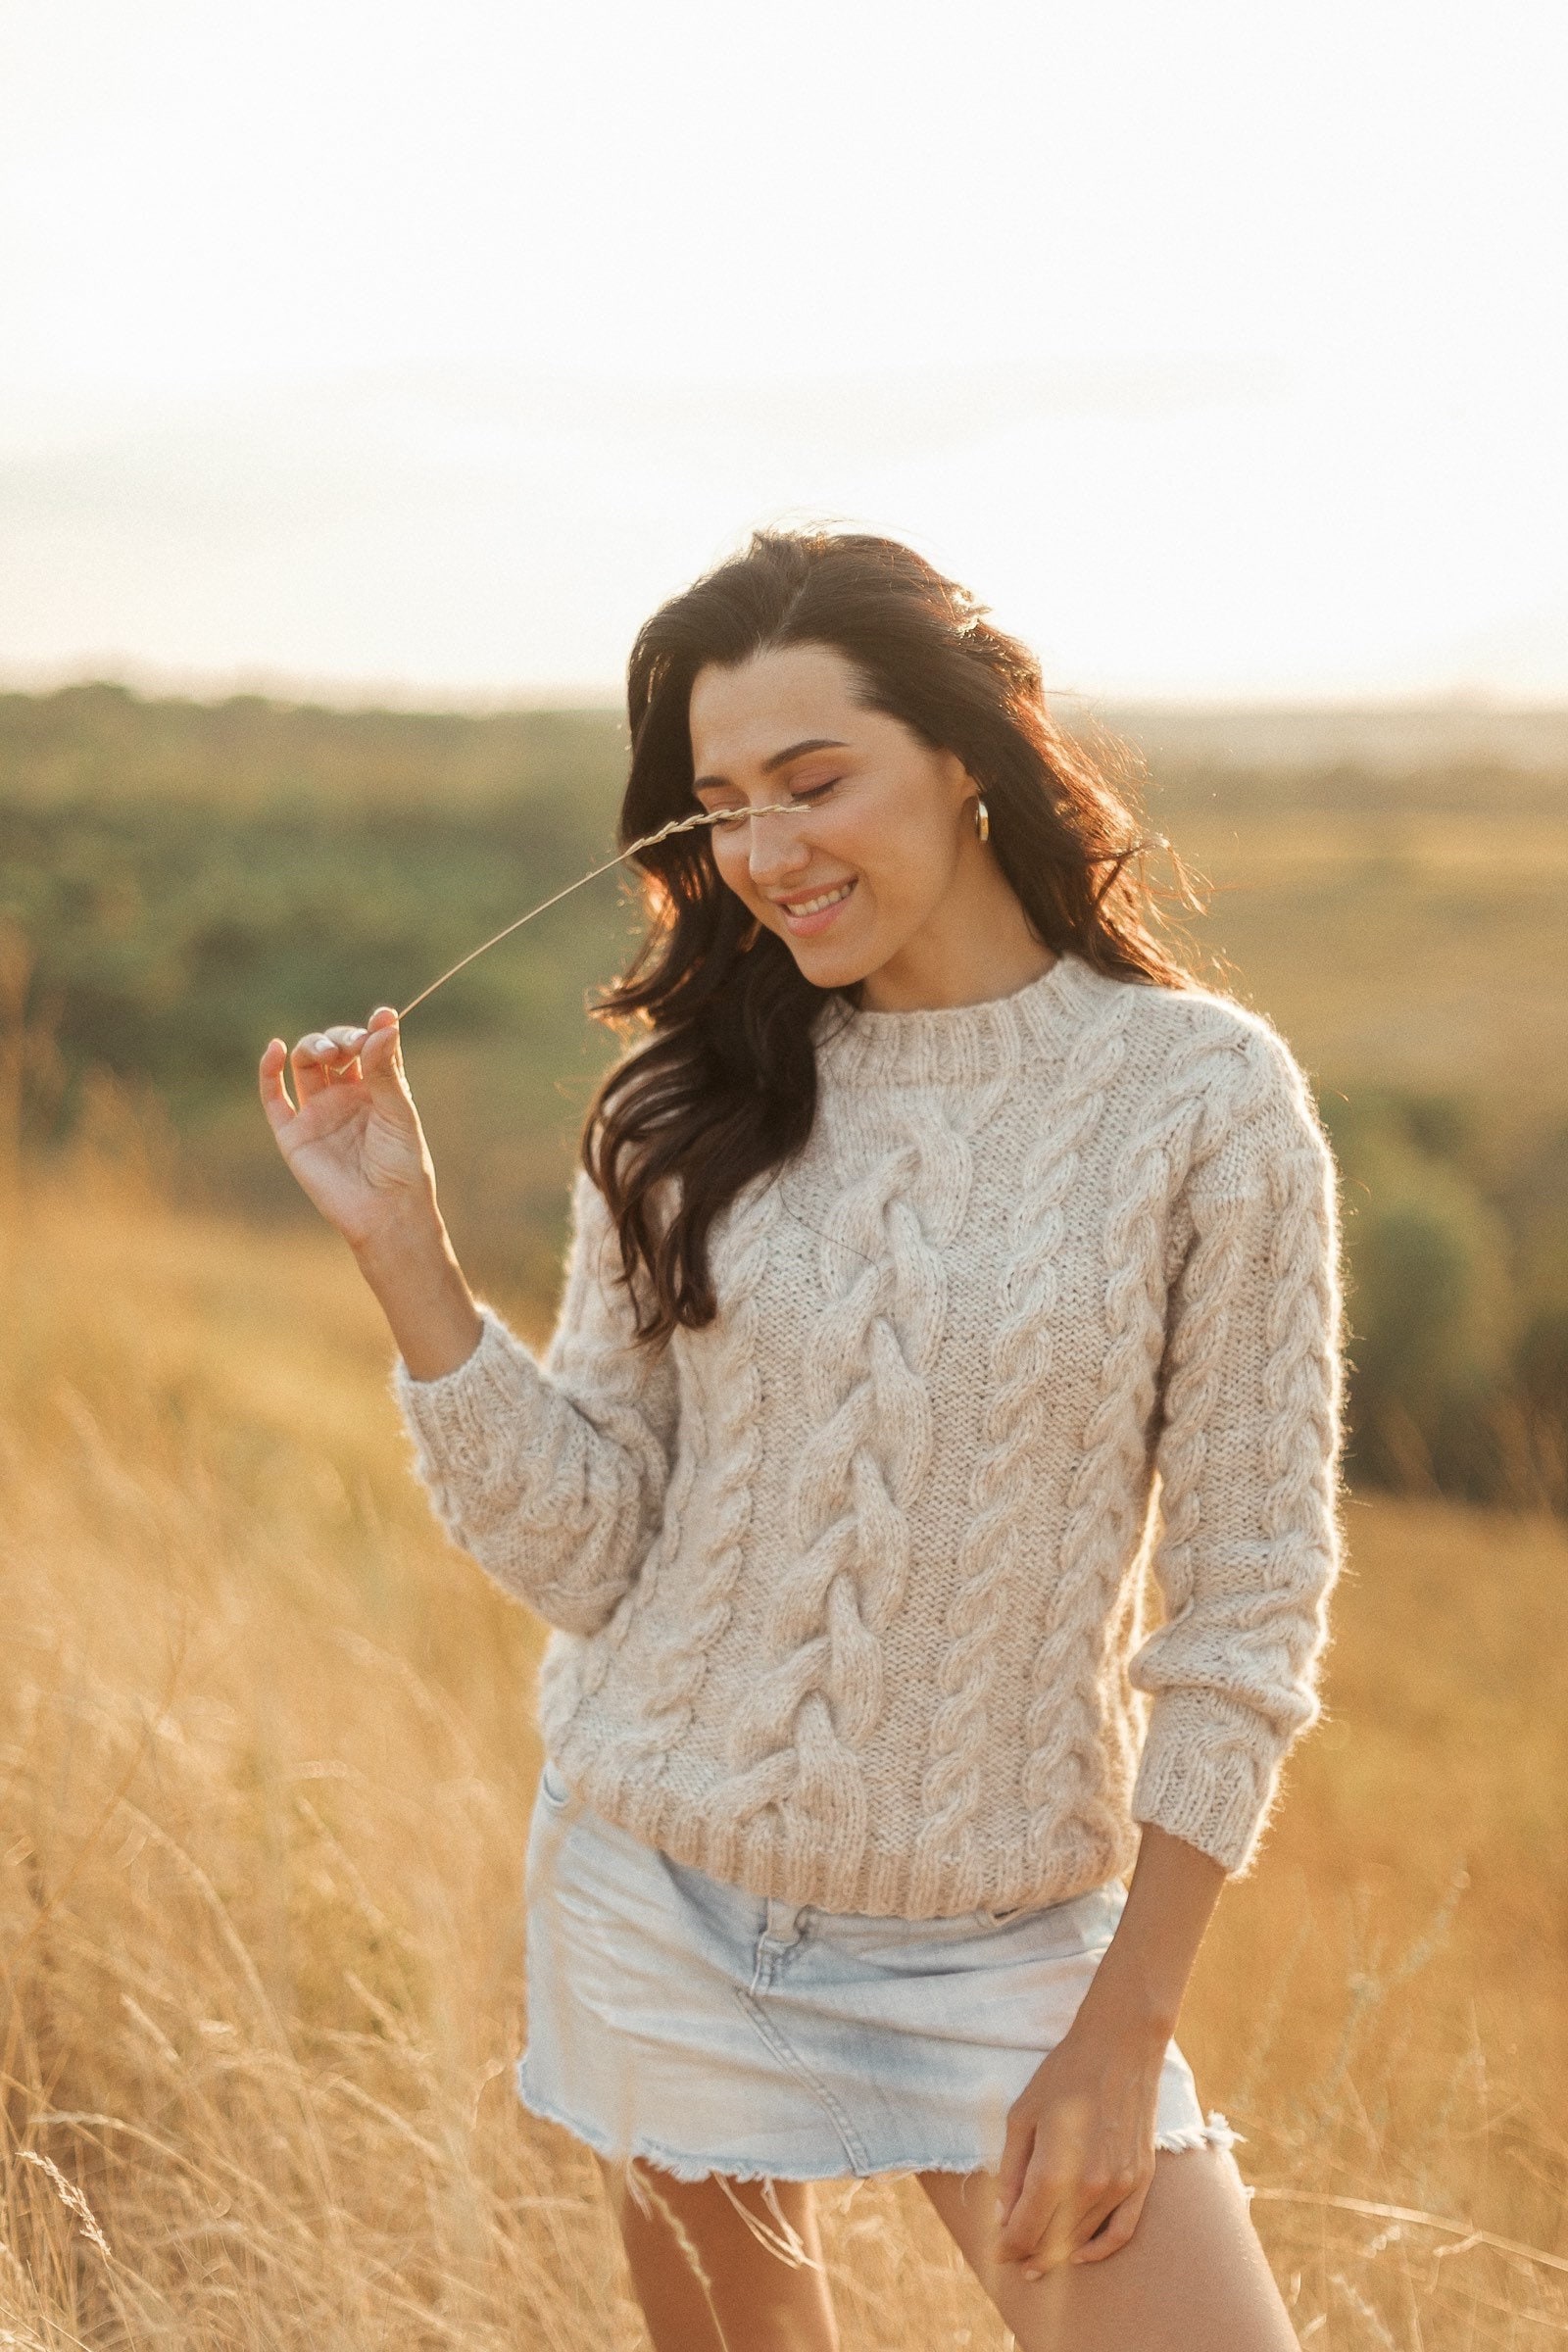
[4,1130,1567,2349]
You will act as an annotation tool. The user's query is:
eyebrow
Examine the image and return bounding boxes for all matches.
[692,737,850,794]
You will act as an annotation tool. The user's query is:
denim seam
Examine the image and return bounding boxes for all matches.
[729,1985,871,2173]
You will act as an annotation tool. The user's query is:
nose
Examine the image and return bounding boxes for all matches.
[744,808,813,889]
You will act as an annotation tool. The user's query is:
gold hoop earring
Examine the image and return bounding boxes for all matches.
[738,914,762,953]
[972,795,991,843]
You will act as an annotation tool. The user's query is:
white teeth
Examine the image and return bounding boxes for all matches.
[784,880,855,916]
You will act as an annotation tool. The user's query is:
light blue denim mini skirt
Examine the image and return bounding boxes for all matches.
[516,1757,1243,2185]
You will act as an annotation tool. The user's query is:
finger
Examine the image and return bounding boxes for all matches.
[359,1008,409,1101]
[320,1023,366,1076]
[1013,2145,1109,2276]
[364,1011,400,1047]
[1074,2186,1128,2245]
[993,2137,1032,2244]
[1069,2216,1137,2264]
[359,1007,399,1054]
[1027,2175,1129,2278]
[1019,2183,1083,2278]
[291,1034,337,1102]
[1069,2188,1147,2265]
[999,2161,1067,2269]
[1006,2094,1097,2270]
[1057,2184,1128,2265]
[259,1037,296,1133]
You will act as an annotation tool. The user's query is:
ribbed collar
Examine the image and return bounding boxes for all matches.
[811,947,1112,1092]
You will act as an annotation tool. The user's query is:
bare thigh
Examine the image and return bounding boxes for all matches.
[917,2145,1300,2352]
[593,2153,841,2352]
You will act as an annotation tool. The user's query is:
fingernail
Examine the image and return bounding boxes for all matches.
[1024,2268,1041,2282]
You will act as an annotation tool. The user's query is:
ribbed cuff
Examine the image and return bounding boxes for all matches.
[1130,1687,1286,1876]
[389,1302,541,1459]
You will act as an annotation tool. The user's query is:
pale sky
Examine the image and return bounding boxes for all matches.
[1,0,1563,703]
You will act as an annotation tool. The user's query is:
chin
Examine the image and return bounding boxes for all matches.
[785,942,874,988]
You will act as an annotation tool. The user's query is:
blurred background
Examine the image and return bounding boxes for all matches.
[4,3,1566,2346]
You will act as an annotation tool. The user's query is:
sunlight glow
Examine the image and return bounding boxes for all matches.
[1,0,1562,701]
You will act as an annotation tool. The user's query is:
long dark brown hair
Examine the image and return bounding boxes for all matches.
[578,526,1200,1347]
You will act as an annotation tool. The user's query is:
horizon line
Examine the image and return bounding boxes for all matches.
[3,667,1563,723]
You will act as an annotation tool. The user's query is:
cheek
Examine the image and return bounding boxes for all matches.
[710,832,754,891]
[859,834,952,917]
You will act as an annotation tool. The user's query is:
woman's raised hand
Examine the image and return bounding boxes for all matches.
[258,1006,438,1253]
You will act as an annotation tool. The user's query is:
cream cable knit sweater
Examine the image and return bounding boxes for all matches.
[390,948,1348,1919]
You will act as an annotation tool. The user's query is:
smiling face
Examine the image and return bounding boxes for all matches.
[687,641,991,1004]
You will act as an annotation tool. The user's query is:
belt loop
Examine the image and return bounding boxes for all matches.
[763,1896,805,1946]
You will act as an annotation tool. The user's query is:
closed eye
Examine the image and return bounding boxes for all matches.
[705,779,842,830]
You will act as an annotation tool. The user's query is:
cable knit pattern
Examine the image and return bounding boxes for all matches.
[389,949,1348,1918]
[706,1051,1018,1902]
[599,1173,782,1844]
[906,985,1134,1912]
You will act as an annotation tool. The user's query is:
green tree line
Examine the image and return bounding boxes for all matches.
[4,681,1565,1516]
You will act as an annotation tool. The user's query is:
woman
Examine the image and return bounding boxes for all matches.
[259,527,1346,2352]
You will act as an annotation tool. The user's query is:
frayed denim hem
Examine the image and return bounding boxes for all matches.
[1153,2109,1246,2157]
[517,2065,1001,2184]
[516,2060,1245,2188]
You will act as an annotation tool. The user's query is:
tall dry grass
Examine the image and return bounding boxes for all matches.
[3,1127,1566,2349]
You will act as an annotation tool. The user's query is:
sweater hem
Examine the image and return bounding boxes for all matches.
[554,1737,1143,1920]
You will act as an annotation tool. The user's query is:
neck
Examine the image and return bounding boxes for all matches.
[848,923,1057,1015]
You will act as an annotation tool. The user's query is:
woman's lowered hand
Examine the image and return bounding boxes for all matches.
[992,2011,1166,2276]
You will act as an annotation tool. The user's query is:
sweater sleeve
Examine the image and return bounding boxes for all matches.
[387,1165,679,1637]
[1127,1021,1348,1876]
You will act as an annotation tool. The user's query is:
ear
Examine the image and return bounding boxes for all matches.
[935,746,975,808]
[945,761,982,827]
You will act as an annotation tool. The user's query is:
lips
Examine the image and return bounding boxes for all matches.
[775,879,856,916]
[769,876,858,937]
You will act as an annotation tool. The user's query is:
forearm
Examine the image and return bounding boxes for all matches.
[1071,1823,1227,2048]
[374,1200,677,1636]
[353,1202,484,1382]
